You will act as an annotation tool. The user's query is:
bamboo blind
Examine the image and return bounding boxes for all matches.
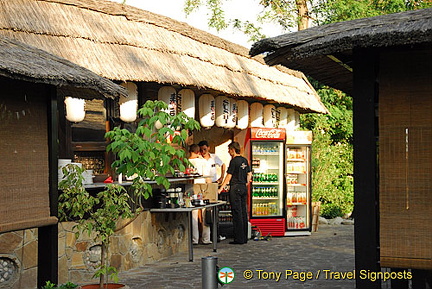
[379,49,432,270]
[0,83,57,233]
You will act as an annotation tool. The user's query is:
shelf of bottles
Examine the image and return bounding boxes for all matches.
[286,146,310,229]
[286,206,307,229]
[251,141,284,218]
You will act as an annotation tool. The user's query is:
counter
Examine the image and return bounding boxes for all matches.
[150,201,227,262]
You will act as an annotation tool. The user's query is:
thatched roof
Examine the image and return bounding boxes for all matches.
[250,8,432,95]
[0,35,126,98]
[0,0,327,113]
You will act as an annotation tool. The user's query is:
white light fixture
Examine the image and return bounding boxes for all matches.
[250,102,264,127]
[236,100,249,130]
[226,98,237,129]
[215,95,230,128]
[276,107,288,128]
[178,89,195,119]
[64,97,85,122]
[263,104,277,128]
[199,94,215,128]
[119,82,138,122]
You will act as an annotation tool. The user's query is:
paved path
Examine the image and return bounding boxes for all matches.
[120,224,355,288]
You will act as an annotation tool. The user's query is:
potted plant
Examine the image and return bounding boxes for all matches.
[58,100,200,289]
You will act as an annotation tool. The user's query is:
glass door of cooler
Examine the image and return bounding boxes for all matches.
[286,145,311,231]
[251,141,284,218]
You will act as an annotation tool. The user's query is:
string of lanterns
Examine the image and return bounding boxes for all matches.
[64,83,299,131]
[158,86,299,130]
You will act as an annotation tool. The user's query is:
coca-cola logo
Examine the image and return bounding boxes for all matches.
[254,128,284,139]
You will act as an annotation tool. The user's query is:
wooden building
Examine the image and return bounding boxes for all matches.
[250,8,432,289]
[0,35,125,288]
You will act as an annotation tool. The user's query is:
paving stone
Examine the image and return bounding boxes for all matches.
[120,225,355,288]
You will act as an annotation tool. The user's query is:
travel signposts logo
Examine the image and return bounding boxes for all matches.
[218,267,235,284]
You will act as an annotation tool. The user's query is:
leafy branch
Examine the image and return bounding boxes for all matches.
[58,100,200,287]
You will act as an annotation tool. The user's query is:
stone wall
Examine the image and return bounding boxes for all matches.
[0,210,188,288]
[58,210,188,285]
[0,229,38,289]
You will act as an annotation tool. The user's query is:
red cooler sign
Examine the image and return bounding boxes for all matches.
[251,128,286,140]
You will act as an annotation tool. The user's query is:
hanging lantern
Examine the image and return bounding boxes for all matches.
[158,86,177,116]
[286,109,301,131]
[119,82,138,122]
[178,89,195,119]
[293,110,300,130]
[156,86,177,129]
[226,98,237,129]
[236,100,249,130]
[250,102,263,127]
[64,97,85,122]
[119,100,138,123]
[199,94,215,128]
[215,95,231,128]
[276,107,288,128]
[263,104,277,128]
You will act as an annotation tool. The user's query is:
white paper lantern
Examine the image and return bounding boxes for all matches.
[263,104,277,128]
[215,95,231,128]
[293,110,300,130]
[119,100,138,122]
[158,86,177,116]
[226,98,237,129]
[120,82,138,101]
[250,102,263,127]
[119,82,138,122]
[236,100,249,129]
[276,107,288,128]
[199,94,215,128]
[286,109,301,131]
[178,89,195,119]
[64,97,85,122]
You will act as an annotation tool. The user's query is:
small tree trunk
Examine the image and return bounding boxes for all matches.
[296,0,309,31]
[99,243,106,289]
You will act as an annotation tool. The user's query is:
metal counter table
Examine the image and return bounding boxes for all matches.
[150,201,226,262]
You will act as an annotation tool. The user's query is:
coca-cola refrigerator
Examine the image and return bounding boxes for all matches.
[285,131,312,236]
[246,128,286,237]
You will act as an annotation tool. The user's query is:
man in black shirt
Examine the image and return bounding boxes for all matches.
[218,142,252,244]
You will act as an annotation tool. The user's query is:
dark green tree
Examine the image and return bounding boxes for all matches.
[301,83,353,217]
[184,0,431,41]
[315,0,430,25]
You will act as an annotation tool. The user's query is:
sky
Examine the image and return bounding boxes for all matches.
[108,0,286,48]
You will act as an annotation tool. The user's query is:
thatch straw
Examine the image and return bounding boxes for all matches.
[250,8,432,94]
[0,0,327,113]
[0,35,126,98]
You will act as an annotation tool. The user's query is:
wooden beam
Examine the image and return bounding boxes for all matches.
[353,48,381,289]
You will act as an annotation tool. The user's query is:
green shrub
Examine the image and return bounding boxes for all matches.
[320,203,344,219]
[41,281,78,289]
[301,83,354,218]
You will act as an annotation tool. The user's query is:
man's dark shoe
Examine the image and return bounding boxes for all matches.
[229,241,244,244]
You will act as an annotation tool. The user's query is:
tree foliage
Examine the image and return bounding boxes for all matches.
[301,83,353,217]
[184,0,431,41]
[314,0,431,25]
[58,100,200,287]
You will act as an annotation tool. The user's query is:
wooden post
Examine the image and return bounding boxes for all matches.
[38,85,59,287]
[311,201,321,232]
[353,48,381,289]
